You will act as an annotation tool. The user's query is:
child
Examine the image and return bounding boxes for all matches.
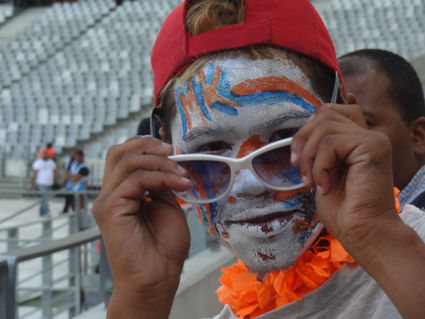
[93,1,425,318]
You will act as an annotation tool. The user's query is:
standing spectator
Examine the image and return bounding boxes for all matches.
[30,150,59,217]
[338,49,425,207]
[64,149,90,212]
[39,142,56,160]
[61,148,77,214]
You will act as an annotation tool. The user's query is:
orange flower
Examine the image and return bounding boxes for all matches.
[217,233,356,319]
[217,187,401,318]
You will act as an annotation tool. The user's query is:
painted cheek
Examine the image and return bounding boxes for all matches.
[236,135,268,158]
[293,215,321,244]
[292,215,320,235]
[194,203,218,235]
[272,186,309,203]
[227,196,237,205]
[221,231,230,239]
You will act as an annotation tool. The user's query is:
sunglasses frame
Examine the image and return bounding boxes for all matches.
[169,137,303,203]
[160,71,340,203]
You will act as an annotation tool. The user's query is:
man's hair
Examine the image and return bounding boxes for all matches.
[339,49,425,124]
[76,149,84,157]
[159,0,336,141]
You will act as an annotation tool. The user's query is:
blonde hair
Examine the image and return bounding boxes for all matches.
[158,0,335,141]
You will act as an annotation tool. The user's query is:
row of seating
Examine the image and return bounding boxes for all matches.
[0,0,182,159]
[0,5,13,25]
[0,0,424,160]
[316,0,425,59]
[0,0,117,88]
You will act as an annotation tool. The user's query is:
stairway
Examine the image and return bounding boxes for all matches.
[0,7,47,44]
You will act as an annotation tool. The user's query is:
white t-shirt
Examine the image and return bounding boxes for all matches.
[207,205,425,319]
[33,159,56,186]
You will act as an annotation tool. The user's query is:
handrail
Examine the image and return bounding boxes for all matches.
[0,227,102,319]
[3,227,100,263]
[0,214,73,233]
[0,189,99,225]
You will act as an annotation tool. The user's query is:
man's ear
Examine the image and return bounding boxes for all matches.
[340,91,358,105]
[159,127,170,143]
[411,117,425,161]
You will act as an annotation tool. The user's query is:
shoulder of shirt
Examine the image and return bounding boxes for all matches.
[401,204,425,237]
[202,305,237,319]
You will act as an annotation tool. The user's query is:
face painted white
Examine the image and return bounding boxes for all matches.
[170,57,323,273]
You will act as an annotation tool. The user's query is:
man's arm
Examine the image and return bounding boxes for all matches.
[30,170,38,190]
[67,174,83,182]
[53,169,60,181]
[355,214,425,319]
[292,104,425,319]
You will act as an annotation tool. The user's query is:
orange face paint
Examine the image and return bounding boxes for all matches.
[232,75,321,108]
[272,187,309,202]
[228,196,237,205]
[198,66,240,109]
[236,135,268,158]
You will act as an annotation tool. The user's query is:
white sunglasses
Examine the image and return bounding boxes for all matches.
[170,137,304,203]
[160,72,339,204]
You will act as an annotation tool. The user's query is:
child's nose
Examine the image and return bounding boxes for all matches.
[231,169,267,196]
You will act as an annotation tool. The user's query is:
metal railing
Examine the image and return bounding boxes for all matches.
[0,188,218,318]
[0,189,99,251]
[0,227,101,319]
[0,189,101,319]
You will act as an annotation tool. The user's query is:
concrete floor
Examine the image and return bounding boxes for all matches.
[0,197,95,318]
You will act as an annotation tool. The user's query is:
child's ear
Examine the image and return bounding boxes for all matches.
[159,127,170,143]
[340,91,358,105]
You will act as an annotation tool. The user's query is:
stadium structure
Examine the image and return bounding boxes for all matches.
[0,0,424,186]
[0,0,424,318]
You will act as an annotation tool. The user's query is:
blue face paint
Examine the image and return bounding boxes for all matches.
[175,63,318,135]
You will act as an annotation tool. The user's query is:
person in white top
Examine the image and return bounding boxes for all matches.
[30,150,59,217]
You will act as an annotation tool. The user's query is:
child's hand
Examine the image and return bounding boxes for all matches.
[93,136,191,318]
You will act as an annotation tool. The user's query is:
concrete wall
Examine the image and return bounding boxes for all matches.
[75,247,236,319]
[4,158,29,177]
[170,247,236,319]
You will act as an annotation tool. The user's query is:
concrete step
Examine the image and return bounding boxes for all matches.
[0,176,29,197]
[0,7,48,44]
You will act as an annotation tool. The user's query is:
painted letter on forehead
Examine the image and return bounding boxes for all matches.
[174,58,321,135]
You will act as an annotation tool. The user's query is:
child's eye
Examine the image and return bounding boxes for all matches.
[270,128,299,142]
[197,141,231,154]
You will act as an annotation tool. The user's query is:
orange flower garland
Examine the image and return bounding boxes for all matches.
[217,188,401,319]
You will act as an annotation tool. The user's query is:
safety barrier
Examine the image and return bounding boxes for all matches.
[0,227,101,319]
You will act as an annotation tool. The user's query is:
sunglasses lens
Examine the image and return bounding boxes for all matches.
[174,160,231,202]
[252,145,303,188]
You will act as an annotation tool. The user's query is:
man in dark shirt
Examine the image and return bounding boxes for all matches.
[338,49,425,208]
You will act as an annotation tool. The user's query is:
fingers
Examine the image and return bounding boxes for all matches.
[103,136,173,188]
[94,135,191,225]
[102,153,189,194]
[311,134,358,195]
[325,104,367,128]
[291,103,377,188]
[297,121,361,186]
[94,169,190,224]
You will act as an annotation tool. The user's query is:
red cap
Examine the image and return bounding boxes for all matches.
[151,0,343,106]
